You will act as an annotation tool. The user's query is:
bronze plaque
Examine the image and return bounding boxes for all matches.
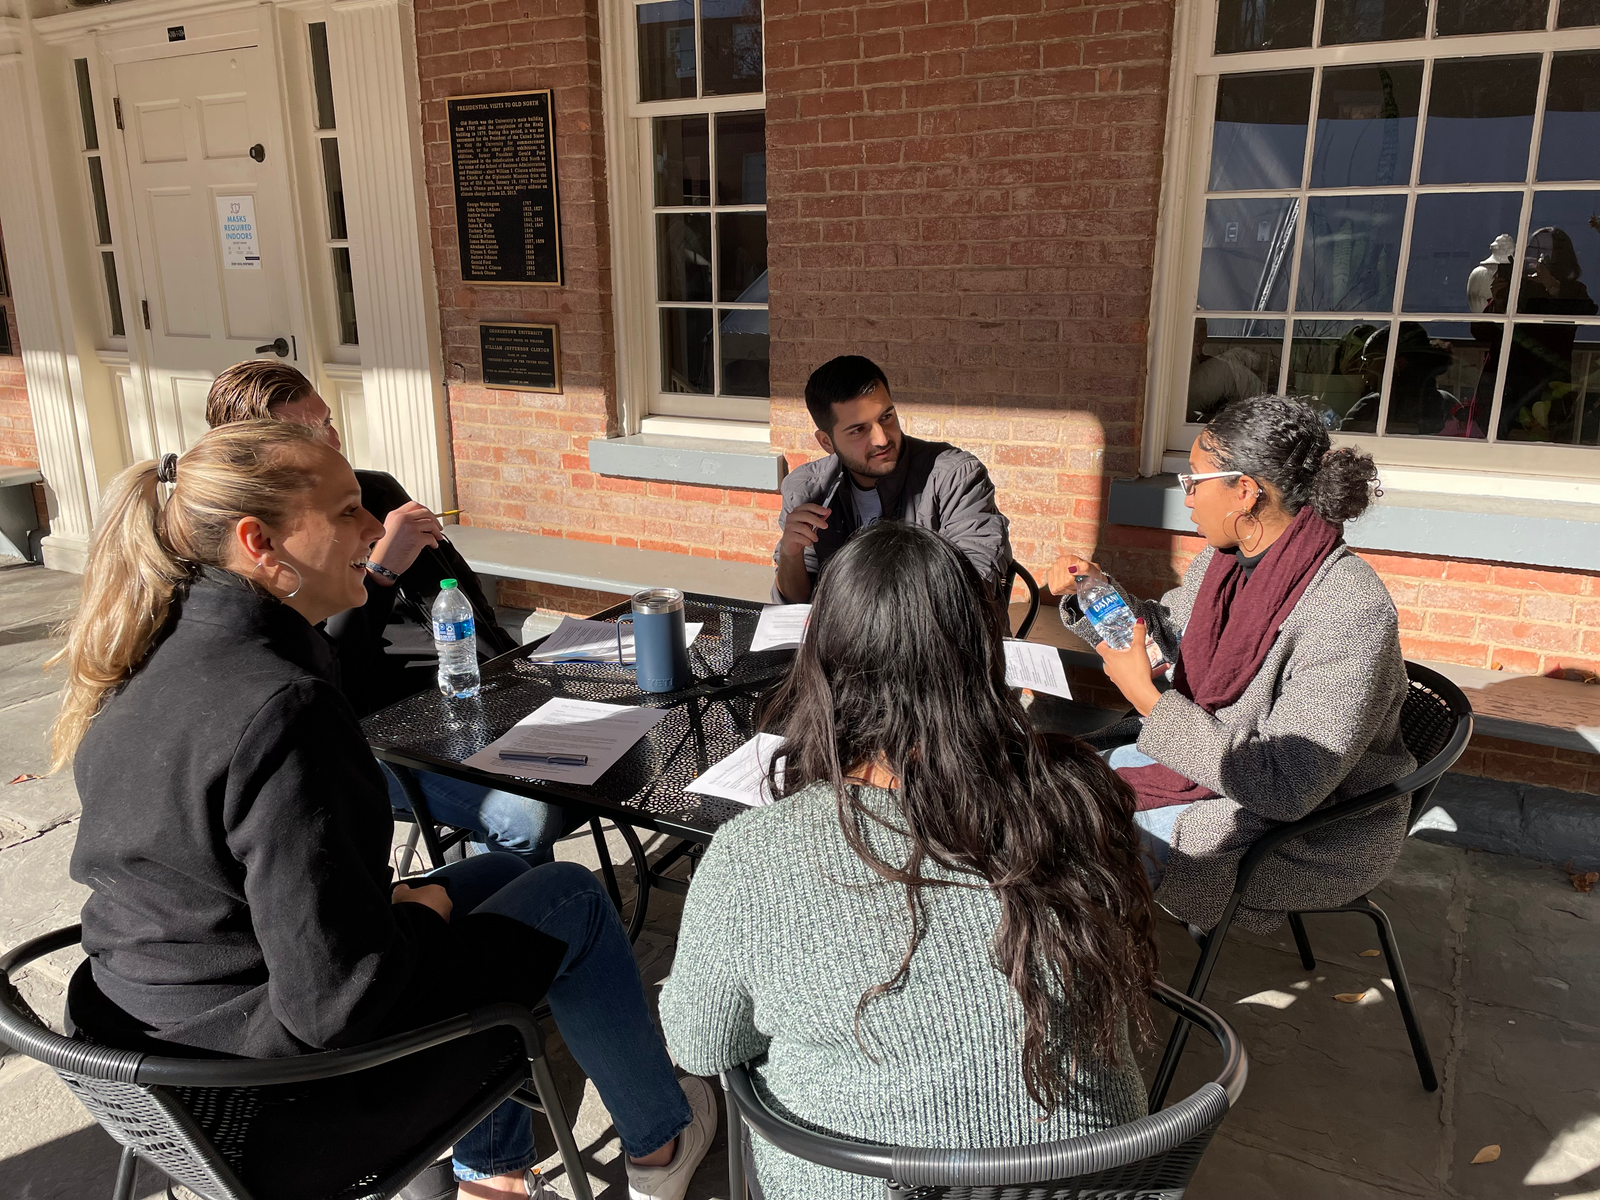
[448,91,563,286]
[480,323,561,393]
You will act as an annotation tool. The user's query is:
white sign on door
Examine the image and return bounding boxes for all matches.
[216,195,261,270]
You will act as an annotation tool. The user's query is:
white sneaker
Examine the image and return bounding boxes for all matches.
[625,1075,718,1200]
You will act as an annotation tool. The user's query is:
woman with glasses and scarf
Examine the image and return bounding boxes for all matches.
[1041,395,1413,935]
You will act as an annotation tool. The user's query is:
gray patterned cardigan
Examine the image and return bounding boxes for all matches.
[1067,544,1415,934]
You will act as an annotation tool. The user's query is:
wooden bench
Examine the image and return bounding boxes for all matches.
[449,524,775,607]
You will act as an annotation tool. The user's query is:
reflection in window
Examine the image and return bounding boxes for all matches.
[331,247,358,345]
[1538,52,1600,182]
[1559,0,1600,26]
[309,23,337,130]
[661,308,713,393]
[716,112,766,204]
[1215,0,1314,53]
[1419,57,1540,185]
[74,58,98,151]
[1199,198,1298,312]
[654,116,711,206]
[1379,323,1490,438]
[718,307,769,397]
[1519,194,1600,315]
[1499,323,1600,442]
[1186,318,1284,423]
[656,213,712,302]
[1435,0,1548,35]
[638,0,697,102]
[1289,320,1383,425]
[1320,0,1426,44]
[1310,63,1421,188]
[101,252,125,338]
[716,212,766,301]
[1403,192,1524,313]
[1209,71,1312,191]
[1297,195,1407,312]
[701,0,763,96]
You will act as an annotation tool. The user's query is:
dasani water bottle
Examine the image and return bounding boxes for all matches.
[1076,575,1139,650]
[431,578,480,699]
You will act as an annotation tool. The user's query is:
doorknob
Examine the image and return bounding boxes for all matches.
[255,338,289,357]
[249,143,265,162]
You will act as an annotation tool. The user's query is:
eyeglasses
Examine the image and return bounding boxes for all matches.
[1177,470,1244,496]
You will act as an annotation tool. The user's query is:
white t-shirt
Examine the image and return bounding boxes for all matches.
[851,481,883,527]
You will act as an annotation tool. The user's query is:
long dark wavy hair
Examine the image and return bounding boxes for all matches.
[757,522,1158,1112]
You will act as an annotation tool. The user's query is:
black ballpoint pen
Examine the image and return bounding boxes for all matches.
[498,751,589,766]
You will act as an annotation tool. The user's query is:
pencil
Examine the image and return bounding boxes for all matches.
[437,509,461,518]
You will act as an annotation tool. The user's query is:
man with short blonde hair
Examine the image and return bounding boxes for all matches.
[204,359,319,426]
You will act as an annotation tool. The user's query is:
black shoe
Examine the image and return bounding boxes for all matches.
[400,1159,457,1200]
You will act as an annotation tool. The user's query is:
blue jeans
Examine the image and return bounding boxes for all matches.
[1104,743,1193,888]
[384,765,584,867]
[423,853,693,1181]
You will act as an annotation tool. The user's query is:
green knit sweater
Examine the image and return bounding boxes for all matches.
[659,782,1148,1200]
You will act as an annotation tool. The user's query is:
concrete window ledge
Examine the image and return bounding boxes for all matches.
[1108,474,1600,574]
[588,434,787,492]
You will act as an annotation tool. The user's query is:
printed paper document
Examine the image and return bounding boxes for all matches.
[463,698,668,786]
[684,732,785,807]
[525,616,703,664]
[750,604,811,652]
[1003,640,1073,699]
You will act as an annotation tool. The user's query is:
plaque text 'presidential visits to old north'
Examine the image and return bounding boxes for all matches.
[480,323,562,393]
[448,91,563,286]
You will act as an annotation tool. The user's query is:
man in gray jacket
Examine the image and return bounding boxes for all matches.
[773,356,1012,602]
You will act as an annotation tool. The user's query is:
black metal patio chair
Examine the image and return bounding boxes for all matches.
[1145,659,1473,1110]
[721,981,1246,1200]
[0,925,595,1200]
[1006,561,1041,640]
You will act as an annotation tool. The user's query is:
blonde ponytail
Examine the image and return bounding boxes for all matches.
[49,420,325,769]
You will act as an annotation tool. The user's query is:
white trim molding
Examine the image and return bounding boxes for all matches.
[327,0,450,511]
[0,47,96,570]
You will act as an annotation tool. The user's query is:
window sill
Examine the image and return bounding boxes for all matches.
[587,433,787,491]
[1109,475,1600,573]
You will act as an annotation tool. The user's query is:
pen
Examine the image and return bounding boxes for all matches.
[498,751,589,766]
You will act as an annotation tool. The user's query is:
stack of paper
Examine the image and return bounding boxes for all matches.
[750,604,811,652]
[525,615,702,664]
[463,698,668,785]
[1003,640,1073,699]
[684,732,785,807]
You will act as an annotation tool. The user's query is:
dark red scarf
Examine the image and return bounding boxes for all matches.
[1119,506,1343,811]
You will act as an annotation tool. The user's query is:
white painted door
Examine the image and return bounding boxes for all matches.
[116,46,301,452]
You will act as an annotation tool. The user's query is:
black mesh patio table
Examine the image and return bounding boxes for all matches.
[363,592,794,921]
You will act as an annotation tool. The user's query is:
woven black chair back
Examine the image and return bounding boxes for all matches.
[724,982,1245,1200]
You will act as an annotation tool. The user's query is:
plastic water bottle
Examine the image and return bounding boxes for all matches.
[431,578,480,699]
[1076,574,1138,650]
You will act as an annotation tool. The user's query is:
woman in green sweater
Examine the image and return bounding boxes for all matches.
[660,522,1159,1200]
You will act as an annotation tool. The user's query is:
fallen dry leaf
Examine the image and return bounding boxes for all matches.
[6,774,40,785]
[1564,862,1599,894]
[1471,1145,1501,1165]
[1359,949,1381,957]
[1334,992,1367,1003]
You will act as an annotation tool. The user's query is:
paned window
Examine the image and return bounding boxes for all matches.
[307,24,357,347]
[1169,0,1600,474]
[74,59,126,340]
[625,0,768,423]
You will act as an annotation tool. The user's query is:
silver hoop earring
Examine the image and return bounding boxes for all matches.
[251,559,304,600]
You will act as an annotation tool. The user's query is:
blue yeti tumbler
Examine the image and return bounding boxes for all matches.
[631,588,691,693]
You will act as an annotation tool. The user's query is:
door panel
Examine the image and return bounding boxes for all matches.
[117,46,299,452]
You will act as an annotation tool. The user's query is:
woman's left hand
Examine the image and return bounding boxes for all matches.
[1096,620,1163,716]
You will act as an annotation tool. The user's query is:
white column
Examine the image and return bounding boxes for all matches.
[0,47,96,571]
[326,0,450,512]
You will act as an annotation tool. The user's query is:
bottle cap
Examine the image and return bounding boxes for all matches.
[440,578,459,590]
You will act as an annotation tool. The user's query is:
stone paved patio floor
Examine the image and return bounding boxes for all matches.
[0,561,1594,1199]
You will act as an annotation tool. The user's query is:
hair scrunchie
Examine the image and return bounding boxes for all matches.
[156,453,179,485]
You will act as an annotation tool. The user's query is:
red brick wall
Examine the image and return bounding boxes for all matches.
[0,227,36,469]
[414,0,783,608]
[764,0,1173,572]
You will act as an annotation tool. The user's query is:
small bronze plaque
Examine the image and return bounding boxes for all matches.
[480,323,561,393]
[447,90,563,286]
